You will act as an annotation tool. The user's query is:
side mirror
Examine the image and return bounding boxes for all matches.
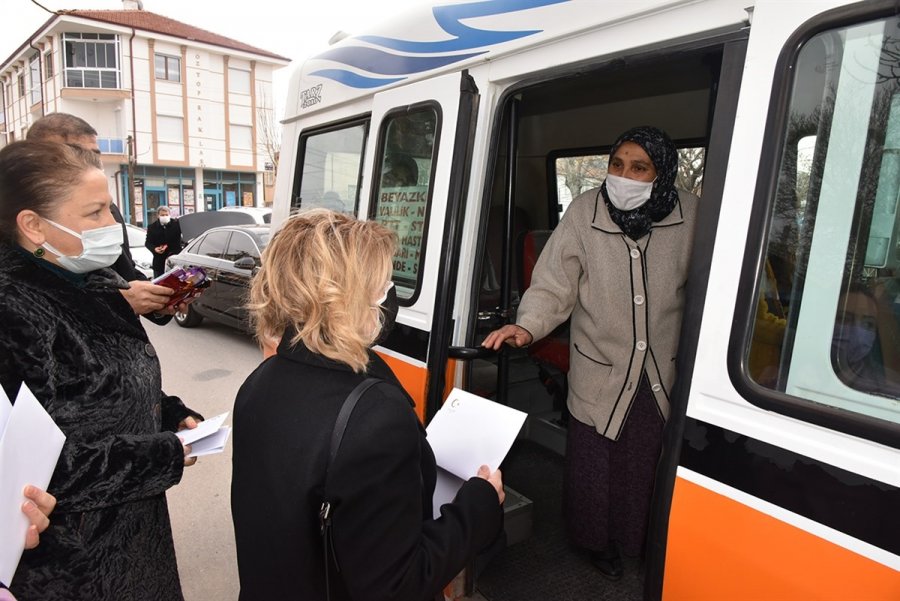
[233,256,256,270]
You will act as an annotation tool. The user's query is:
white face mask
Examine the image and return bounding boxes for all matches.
[605,174,655,211]
[370,282,395,339]
[374,281,394,306]
[158,215,171,225]
[41,219,124,274]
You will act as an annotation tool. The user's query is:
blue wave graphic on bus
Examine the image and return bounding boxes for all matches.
[359,0,569,53]
[309,0,569,89]
[313,47,486,76]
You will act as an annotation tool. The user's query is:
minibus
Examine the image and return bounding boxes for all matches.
[272,0,900,598]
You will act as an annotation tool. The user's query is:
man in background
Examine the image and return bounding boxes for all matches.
[145,205,183,278]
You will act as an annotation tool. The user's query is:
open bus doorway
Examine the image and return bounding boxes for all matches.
[465,39,732,600]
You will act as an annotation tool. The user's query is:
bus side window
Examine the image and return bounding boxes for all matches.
[746,15,900,426]
[292,121,367,214]
[370,107,438,301]
[554,147,705,221]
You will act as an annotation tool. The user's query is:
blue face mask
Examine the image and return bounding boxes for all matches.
[833,323,876,365]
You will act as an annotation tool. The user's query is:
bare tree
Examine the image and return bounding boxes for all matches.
[557,155,607,200]
[676,147,705,196]
[257,88,281,172]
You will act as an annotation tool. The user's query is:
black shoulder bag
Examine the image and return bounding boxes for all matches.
[319,377,381,601]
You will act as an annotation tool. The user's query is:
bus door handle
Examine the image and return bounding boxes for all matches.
[448,345,496,360]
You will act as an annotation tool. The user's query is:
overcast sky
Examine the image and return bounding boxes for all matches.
[4,0,429,117]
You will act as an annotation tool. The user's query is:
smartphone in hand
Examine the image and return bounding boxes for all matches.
[152,266,210,307]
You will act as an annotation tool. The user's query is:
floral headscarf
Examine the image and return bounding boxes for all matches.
[600,126,679,240]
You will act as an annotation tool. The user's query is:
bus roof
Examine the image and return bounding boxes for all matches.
[282,0,750,121]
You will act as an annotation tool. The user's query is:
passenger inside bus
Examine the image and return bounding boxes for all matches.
[483,126,698,581]
[833,284,900,396]
[381,153,419,188]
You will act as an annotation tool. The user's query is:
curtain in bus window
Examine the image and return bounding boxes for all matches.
[747,15,900,424]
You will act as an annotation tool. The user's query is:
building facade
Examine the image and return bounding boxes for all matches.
[0,1,288,225]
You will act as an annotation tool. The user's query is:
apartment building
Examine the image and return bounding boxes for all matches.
[0,0,289,225]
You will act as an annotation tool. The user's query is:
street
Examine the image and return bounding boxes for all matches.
[145,317,262,601]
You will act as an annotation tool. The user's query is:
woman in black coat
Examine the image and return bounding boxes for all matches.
[0,141,202,600]
[231,210,504,601]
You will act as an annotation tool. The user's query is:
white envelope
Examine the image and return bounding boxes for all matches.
[176,412,230,457]
[0,383,66,587]
[188,426,231,458]
[426,388,526,518]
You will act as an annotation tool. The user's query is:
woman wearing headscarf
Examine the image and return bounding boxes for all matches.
[483,126,698,579]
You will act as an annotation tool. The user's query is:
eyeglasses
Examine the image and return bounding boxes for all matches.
[375,281,394,306]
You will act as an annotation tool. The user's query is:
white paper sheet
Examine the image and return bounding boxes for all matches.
[175,412,230,457]
[426,388,527,518]
[0,384,66,587]
[432,467,465,520]
[0,385,11,436]
[187,426,231,458]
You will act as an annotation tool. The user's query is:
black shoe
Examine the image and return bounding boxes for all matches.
[590,549,623,581]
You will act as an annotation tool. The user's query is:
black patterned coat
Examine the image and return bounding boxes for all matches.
[0,243,199,601]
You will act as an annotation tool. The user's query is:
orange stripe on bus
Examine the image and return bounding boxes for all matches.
[375,352,457,423]
[663,476,900,600]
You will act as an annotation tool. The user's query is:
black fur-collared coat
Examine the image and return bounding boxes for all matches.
[0,243,199,601]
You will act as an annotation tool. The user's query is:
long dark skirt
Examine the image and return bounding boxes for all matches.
[563,376,664,557]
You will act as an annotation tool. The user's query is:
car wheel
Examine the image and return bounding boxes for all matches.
[174,304,203,328]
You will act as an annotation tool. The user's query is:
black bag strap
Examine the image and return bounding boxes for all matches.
[319,376,381,601]
[328,377,381,467]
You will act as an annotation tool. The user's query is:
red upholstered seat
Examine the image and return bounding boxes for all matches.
[529,336,570,373]
[517,230,571,411]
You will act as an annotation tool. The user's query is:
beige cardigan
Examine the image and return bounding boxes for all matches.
[517,187,698,440]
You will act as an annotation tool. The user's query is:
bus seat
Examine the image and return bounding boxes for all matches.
[517,229,571,416]
[479,204,530,313]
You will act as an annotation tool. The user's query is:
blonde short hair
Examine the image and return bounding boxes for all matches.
[250,209,396,373]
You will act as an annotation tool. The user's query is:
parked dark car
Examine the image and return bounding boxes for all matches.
[165,225,270,331]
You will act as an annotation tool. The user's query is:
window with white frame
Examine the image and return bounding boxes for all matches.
[156,115,184,143]
[154,53,180,83]
[744,14,900,429]
[63,33,120,89]
[44,51,53,79]
[228,67,251,94]
[17,74,25,97]
[29,54,42,105]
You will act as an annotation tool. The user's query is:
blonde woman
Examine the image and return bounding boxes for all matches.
[230,210,504,601]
